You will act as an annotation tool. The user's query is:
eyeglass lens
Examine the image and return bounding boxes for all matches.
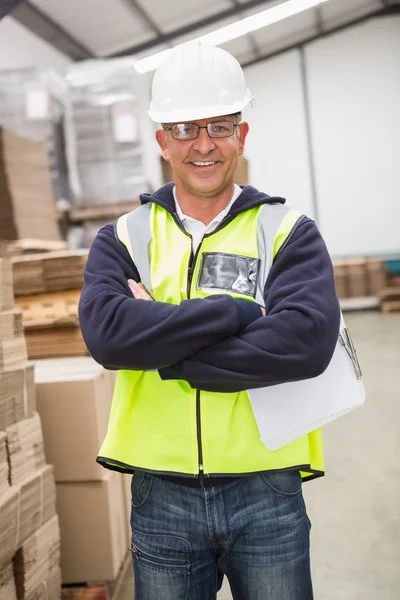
[171,121,235,140]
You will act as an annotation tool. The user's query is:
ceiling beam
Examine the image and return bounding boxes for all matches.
[120,0,164,38]
[229,0,262,58]
[11,1,94,60]
[314,4,324,35]
[110,0,274,57]
[0,0,24,21]
[241,5,400,70]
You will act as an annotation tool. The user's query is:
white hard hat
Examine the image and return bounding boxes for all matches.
[148,41,254,123]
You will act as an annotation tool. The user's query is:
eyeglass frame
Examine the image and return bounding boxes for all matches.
[162,119,241,141]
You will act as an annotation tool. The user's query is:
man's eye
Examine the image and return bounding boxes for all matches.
[212,124,230,133]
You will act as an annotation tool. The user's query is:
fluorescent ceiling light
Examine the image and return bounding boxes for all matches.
[134,0,330,74]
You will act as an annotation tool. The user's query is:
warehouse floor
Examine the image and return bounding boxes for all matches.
[116,311,400,600]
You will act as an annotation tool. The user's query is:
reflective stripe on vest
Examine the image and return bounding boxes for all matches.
[98,202,324,480]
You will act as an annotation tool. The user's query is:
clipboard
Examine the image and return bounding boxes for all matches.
[248,315,365,451]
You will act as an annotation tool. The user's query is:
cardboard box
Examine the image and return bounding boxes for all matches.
[35,358,114,482]
[24,327,88,359]
[0,467,55,568]
[366,258,387,296]
[0,127,61,243]
[6,413,46,486]
[0,364,36,430]
[56,472,127,583]
[16,464,56,549]
[14,515,61,600]
[0,487,19,565]
[347,258,368,297]
[0,561,17,600]
[0,310,23,341]
[0,431,9,496]
[0,337,27,371]
[0,259,14,311]
[12,251,87,297]
[333,261,349,299]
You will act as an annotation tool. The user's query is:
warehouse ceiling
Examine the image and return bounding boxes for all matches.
[7,0,400,68]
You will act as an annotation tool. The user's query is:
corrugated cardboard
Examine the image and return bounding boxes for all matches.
[0,337,27,371]
[0,127,61,242]
[12,251,87,297]
[0,431,9,496]
[24,326,88,359]
[35,358,114,482]
[366,258,387,296]
[14,515,61,600]
[0,561,17,600]
[0,487,19,565]
[0,467,55,569]
[56,472,127,584]
[347,258,368,297]
[17,464,56,548]
[0,369,24,430]
[6,413,46,486]
[0,259,14,311]
[0,364,36,430]
[0,310,23,341]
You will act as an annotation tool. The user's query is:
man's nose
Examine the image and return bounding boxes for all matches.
[192,127,216,154]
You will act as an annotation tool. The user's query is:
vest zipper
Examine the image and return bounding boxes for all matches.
[196,390,205,488]
[187,240,205,487]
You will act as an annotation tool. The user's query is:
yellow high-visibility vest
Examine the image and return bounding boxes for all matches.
[97,201,324,481]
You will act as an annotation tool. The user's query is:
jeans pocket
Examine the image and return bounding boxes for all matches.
[261,469,302,497]
[131,532,191,600]
[131,471,154,508]
[131,531,191,570]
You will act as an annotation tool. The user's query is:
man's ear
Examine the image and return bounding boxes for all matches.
[238,122,249,156]
[156,129,170,161]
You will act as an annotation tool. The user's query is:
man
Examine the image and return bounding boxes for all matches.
[79,41,340,600]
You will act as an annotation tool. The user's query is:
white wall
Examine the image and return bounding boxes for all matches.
[0,17,71,71]
[305,16,400,258]
[244,16,400,258]
[244,50,315,218]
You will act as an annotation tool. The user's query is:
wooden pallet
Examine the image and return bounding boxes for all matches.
[67,201,140,223]
[379,286,400,313]
[381,300,400,313]
[61,553,131,600]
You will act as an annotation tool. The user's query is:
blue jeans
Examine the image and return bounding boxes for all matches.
[130,471,313,600]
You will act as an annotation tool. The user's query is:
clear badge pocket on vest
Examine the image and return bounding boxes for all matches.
[197,252,260,298]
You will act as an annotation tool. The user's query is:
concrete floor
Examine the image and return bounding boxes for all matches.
[117,311,400,600]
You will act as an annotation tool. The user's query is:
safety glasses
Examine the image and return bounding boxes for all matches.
[164,120,239,141]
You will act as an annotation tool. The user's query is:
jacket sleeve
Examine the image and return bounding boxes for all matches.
[159,218,341,392]
[78,223,261,371]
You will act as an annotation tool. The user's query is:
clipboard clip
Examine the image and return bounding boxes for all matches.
[339,327,362,380]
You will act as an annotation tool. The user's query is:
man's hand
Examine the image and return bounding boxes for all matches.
[128,279,154,301]
[128,279,265,315]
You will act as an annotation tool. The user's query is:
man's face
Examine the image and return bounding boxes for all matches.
[156,115,249,197]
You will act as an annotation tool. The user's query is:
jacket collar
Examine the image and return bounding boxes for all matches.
[139,183,285,217]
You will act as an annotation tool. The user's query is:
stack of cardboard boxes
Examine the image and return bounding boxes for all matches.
[333,257,387,300]
[0,258,61,600]
[0,128,61,243]
[12,251,88,359]
[34,357,131,585]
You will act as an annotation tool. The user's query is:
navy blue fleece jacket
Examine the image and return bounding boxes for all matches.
[79,184,340,392]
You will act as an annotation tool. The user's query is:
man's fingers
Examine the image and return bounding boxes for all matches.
[128,280,153,301]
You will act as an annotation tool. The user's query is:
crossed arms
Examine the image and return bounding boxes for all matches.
[79,221,340,393]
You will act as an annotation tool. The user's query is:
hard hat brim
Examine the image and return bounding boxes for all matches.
[148,97,254,124]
